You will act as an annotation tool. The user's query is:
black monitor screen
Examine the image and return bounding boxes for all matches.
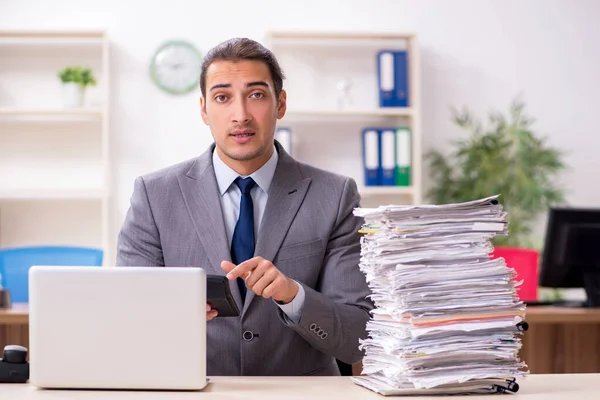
[540,207,600,306]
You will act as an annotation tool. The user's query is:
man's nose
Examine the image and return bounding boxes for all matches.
[232,98,252,125]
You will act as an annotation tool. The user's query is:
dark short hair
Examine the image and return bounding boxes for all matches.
[200,37,285,100]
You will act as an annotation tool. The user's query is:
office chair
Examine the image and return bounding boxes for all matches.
[0,246,103,304]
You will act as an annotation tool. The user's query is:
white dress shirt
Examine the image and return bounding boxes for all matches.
[212,145,305,323]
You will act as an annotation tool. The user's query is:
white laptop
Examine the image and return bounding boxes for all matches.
[28,266,208,390]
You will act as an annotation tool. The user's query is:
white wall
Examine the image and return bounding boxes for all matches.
[1,0,599,267]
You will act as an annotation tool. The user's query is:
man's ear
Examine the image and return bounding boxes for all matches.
[200,96,209,125]
[276,89,287,120]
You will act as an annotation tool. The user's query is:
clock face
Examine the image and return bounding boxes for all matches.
[150,40,202,95]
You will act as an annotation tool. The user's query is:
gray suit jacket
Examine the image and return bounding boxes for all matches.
[116,141,374,376]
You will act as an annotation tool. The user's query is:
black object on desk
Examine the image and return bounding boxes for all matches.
[0,345,29,383]
[540,207,600,307]
[0,276,11,309]
[207,275,240,317]
[0,289,10,309]
[524,300,587,308]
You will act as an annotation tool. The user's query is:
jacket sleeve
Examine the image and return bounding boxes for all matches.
[116,176,165,267]
[276,177,374,365]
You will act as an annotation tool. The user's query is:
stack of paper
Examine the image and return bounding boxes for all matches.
[351,195,528,395]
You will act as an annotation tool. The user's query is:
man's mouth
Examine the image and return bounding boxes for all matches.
[230,130,255,138]
[230,130,255,142]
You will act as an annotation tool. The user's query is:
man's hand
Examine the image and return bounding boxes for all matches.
[221,257,299,304]
[206,304,218,321]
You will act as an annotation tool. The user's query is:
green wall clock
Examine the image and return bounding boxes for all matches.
[150,40,202,95]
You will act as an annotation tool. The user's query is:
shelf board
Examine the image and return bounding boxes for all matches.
[0,30,105,46]
[359,186,413,197]
[283,108,412,119]
[267,31,414,40]
[0,108,104,121]
[267,31,413,50]
[0,189,106,200]
[0,30,105,38]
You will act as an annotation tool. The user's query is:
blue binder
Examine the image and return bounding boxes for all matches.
[362,128,381,186]
[377,50,409,107]
[379,128,396,186]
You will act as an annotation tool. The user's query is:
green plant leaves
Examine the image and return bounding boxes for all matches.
[58,66,97,87]
[426,96,567,248]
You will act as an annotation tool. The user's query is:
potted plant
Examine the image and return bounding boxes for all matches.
[426,96,568,301]
[58,66,97,108]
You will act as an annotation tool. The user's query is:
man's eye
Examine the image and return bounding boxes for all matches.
[250,92,264,99]
[215,95,227,102]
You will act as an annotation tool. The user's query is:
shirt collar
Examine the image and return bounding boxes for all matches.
[212,144,278,196]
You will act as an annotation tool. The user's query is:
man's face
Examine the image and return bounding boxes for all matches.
[200,59,286,169]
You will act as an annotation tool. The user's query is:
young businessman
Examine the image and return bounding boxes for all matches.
[116,37,373,376]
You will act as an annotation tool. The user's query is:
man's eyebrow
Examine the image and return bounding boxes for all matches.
[247,81,269,88]
[209,81,269,92]
[209,83,231,91]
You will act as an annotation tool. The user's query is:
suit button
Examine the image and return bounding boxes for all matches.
[310,323,317,331]
[242,331,254,341]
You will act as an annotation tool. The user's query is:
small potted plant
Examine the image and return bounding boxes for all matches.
[426,96,568,301]
[58,66,97,108]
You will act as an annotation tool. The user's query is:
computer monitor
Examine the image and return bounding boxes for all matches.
[540,207,600,307]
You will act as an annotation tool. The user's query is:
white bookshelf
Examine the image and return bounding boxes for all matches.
[0,108,104,118]
[0,30,111,265]
[0,189,107,200]
[264,31,422,208]
[284,108,414,118]
[359,186,414,196]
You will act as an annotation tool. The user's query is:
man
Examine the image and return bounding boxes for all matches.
[116,37,373,376]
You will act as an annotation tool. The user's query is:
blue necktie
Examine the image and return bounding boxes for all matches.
[230,177,256,302]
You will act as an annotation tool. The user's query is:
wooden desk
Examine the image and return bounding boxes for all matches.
[0,374,599,399]
[3,305,600,374]
[521,306,600,373]
[0,304,29,354]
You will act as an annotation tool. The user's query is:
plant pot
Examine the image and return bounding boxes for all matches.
[491,246,539,302]
[62,82,85,108]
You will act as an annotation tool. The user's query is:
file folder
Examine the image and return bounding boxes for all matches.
[380,129,396,186]
[275,127,292,155]
[393,50,409,107]
[395,127,411,186]
[377,51,396,107]
[362,128,380,186]
[377,50,409,107]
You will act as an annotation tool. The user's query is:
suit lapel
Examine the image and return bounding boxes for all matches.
[242,145,312,316]
[177,145,244,309]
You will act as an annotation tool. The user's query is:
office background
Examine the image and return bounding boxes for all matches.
[1,0,598,287]
[2,0,600,378]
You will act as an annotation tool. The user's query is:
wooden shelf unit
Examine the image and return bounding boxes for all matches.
[264,31,422,207]
[0,30,111,265]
